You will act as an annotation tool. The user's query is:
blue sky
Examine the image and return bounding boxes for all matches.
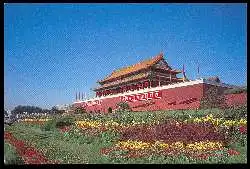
[4,3,247,110]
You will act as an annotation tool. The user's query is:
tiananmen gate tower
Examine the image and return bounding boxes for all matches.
[73,53,246,113]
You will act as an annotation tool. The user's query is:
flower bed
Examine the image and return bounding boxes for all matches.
[13,113,246,163]
[19,118,52,125]
[119,122,226,144]
[186,114,247,127]
[4,131,59,164]
[100,140,240,160]
[21,118,51,122]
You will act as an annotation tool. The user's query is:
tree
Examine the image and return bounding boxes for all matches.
[74,107,86,114]
[108,107,112,113]
[51,106,61,114]
[4,110,8,117]
[200,87,225,109]
[116,102,131,112]
[223,86,247,95]
[11,105,44,115]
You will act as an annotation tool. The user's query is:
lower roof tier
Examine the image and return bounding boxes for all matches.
[94,75,183,91]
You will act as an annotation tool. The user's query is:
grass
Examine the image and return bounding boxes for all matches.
[7,122,114,164]
[4,142,24,165]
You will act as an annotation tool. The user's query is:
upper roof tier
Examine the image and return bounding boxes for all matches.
[98,52,182,83]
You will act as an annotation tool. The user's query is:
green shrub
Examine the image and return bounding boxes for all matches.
[55,116,74,128]
[100,130,120,144]
[42,116,75,131]
[74,107,87,114]
[223,104,247,120]
[76,135,95,144]
[116,102,131,112]
[42,118,57,131]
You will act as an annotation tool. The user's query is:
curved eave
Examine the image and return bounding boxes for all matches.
[94,76,149,91]
[171,69,182,73]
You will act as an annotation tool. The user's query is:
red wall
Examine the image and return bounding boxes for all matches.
[74,83,247,113]
[132,84,204,111]
[76,84,204,113]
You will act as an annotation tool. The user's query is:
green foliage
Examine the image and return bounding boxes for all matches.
[42,119,57,131]
[4,142,24,165]
[100,130,120,144]
[55,116,74,128]
[224,87,247,95]
[74,107,87,114]
[77,135,95,145]
[116,102,131,112]
[5,110,8,117]
[42,116,75,131]
[200,87,225,109]
[223,104,247,120]
[11,105,44,115]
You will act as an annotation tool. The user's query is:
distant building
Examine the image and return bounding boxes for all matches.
[55,104,72,113]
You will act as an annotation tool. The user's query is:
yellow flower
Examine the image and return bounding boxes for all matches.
[203,117,209,122]
[186,143,196,150]
[159,143,169,149]
[238,119,247,126]
[194,118,202,123]
[209,114,213,118]
[172,142,184,149]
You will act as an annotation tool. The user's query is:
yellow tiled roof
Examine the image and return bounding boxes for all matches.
[99,53,164,83]
[95,72,149,90]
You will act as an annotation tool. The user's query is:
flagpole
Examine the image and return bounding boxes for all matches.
[170,71,172,83]
[182,64,185,82]
[197,62,200,79]
[159,76,160,86]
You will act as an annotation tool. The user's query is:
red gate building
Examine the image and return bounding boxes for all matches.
[73,53,244,113]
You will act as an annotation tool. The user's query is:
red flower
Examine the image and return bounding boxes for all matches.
[4,132,13,139]
[228,149,240,156]
[100,148,112,155]
[5,131,52,164]
[239,126,247,134]
[195,153,209,160]
[14,141,25,149]
[60,126,72,133]
[25,150,37,157]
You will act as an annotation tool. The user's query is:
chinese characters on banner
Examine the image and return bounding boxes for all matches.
[81,100,103,107]
[120,91,162,102]
[77,91,162,107]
